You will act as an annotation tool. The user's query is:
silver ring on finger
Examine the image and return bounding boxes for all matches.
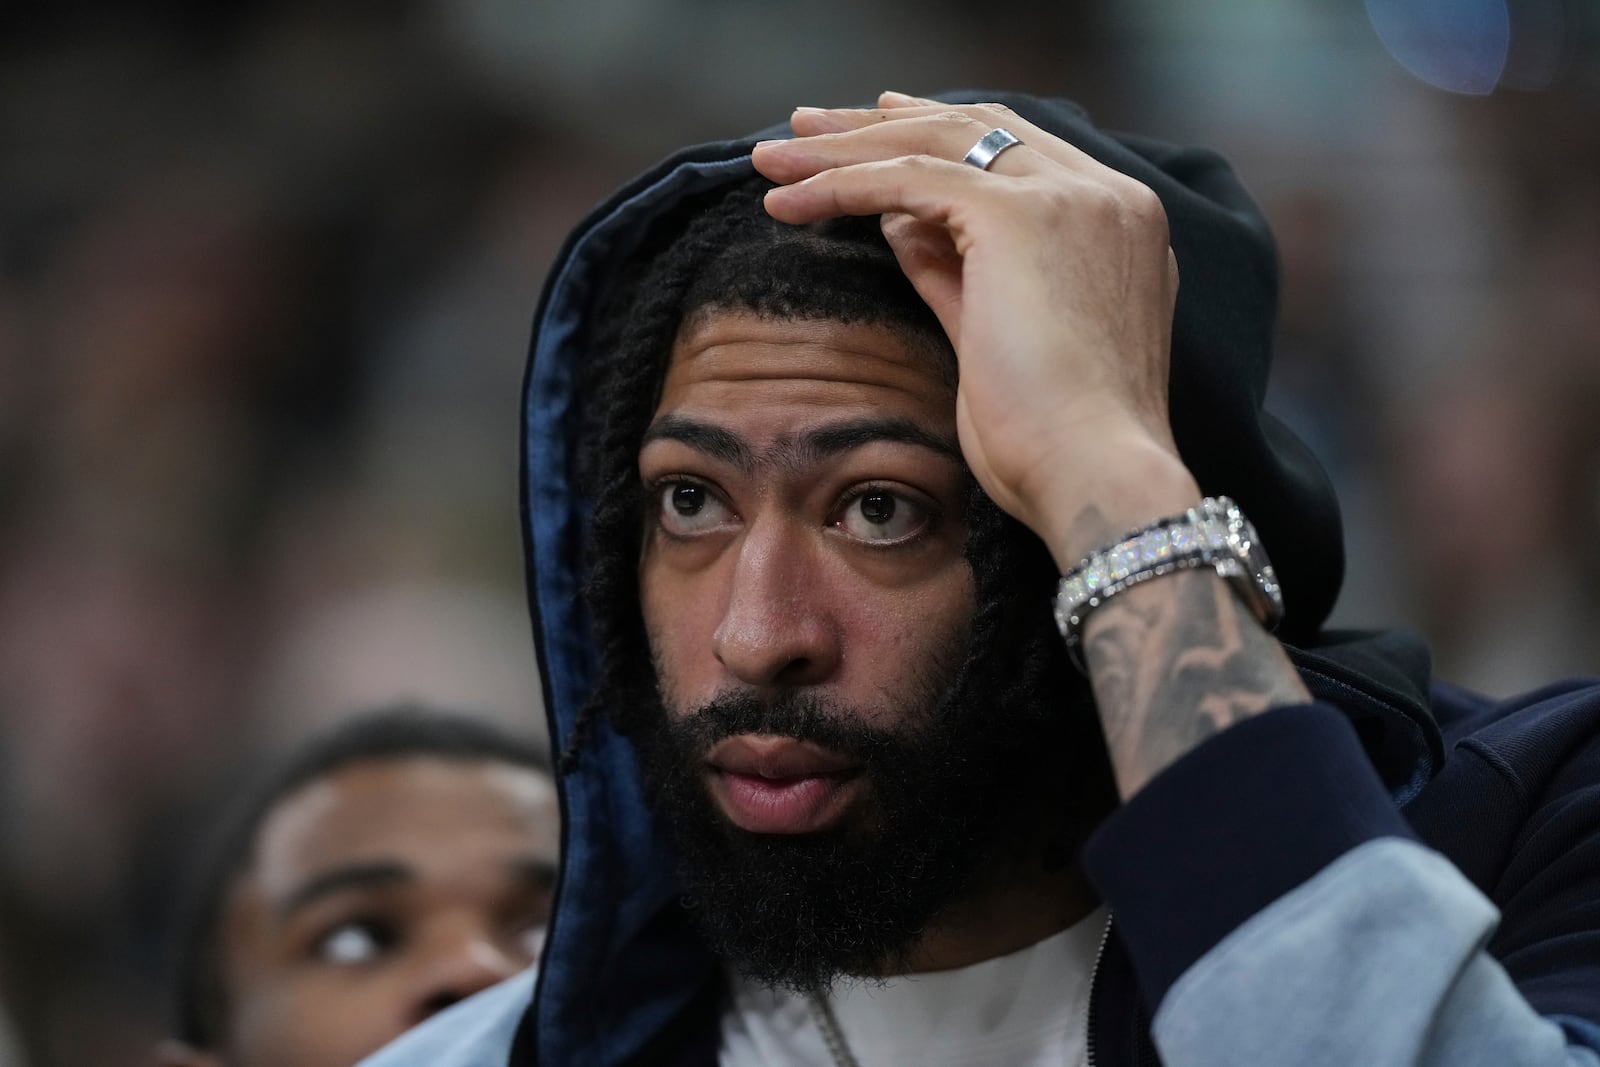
[962,127,1023,171]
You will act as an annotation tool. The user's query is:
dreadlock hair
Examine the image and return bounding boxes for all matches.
[165,705,550,1052]
[569,173,1111,825]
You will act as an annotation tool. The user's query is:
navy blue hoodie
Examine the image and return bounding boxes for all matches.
[362,91,1600,1067]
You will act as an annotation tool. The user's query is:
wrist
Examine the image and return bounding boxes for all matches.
[1053,496,1286,671]
[1029,438,1201,572]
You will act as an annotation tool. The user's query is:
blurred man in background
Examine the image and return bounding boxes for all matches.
[154,708,557,1067]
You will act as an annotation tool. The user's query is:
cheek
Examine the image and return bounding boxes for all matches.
[639,557,719,713]
[229,977,407,1067]
[850,566,975,665]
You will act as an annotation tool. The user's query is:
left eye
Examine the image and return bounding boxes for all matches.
[315,919,396,965]
[836,489,928,542]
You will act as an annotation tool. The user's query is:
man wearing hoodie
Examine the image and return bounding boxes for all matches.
[361,92,1600,1066]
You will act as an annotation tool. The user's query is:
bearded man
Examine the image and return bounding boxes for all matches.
[360,92,1600,1067]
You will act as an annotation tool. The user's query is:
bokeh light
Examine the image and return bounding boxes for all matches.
[1366,0,1510,93]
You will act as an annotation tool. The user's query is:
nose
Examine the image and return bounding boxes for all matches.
[410,921,530,1024]
[712,519,842,689]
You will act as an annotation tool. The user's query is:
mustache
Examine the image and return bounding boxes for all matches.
[670,691,909,764]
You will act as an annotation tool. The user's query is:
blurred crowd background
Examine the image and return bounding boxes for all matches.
[0,1,1595,1063]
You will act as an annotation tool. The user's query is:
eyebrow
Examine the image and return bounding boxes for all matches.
[640,417,752,467]
[278,861,413,918]
[277,855,561,919]
[640,415,963,471]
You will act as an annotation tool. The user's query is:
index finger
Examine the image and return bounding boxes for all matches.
[757,111,1048,187]
[785,100,1081,173]
[768,101,1107,185]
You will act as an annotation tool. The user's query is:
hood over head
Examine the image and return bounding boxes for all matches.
[515,91,1355,1065]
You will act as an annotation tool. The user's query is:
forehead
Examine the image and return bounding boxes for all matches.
[247,757,558,901]
[655,312,955,426]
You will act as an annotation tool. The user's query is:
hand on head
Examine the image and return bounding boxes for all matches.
[754,91,1200,565]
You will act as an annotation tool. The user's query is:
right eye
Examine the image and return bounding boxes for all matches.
[314,919,396,966]
[655,481,735,536]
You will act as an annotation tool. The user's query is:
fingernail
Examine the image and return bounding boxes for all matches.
[880,89,916,102]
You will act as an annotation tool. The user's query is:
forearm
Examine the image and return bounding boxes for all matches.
[1051,481,1596,1062]
[1082,705,1600,1066]
[1036,459,1311,800]
[1082,569,1309,799]
[1153,837,1600,1066]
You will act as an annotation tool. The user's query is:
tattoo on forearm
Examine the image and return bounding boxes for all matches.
[1080,554,1310,799]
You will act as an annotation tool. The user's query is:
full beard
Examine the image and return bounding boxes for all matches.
[629,659,1080,992]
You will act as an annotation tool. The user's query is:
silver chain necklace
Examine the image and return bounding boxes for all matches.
[805,988,862,1067]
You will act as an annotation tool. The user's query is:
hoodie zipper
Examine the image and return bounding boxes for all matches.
[1085,911,1113,1067]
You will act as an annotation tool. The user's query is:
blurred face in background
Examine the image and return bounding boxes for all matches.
[159,756,558,1067]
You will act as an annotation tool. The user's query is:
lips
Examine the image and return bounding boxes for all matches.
[706,735,864,834]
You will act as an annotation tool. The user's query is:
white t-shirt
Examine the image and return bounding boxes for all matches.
[719,908,1108,1067]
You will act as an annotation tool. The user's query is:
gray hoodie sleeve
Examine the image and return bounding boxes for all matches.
[1153,838,1599,1066]
[356,967,536,1067]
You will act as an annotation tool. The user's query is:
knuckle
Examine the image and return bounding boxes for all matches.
[1125,179,1165,219]
[1111,178,1170,237]
[931,109,984,137]
[976,102,1017,120]
[1078,180,1125,219]
[894,152,940,174]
